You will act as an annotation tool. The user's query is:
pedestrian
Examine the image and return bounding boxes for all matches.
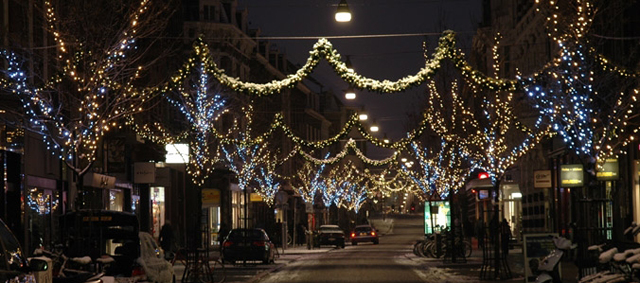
[501,218,512,258]
[218,223,229,243]
[475,220,485,248]
[159,221,175,260]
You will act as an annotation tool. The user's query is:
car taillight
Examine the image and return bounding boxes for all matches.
[351,233,356,238]
[223,241,233,247]
[132,265,146,277]
[253,241,266,247]
[371,231,376,236]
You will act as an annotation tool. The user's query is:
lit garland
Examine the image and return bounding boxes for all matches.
[183,33,457,96]
[298,138,399,165]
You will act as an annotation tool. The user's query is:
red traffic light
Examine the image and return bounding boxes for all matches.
[478,172,489,179]
[471,189,477,194]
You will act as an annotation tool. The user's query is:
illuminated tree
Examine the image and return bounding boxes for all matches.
[0,0,172,206]
[129,47,230,186]
[521,0,640,173]
[294,158,330,206]
[220,109,272,193]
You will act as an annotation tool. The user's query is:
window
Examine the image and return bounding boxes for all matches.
[203,5,214,21]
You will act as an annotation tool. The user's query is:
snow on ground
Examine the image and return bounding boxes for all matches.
[394,254,480,283]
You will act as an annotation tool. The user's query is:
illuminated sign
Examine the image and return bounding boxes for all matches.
[596,159,619,181]
[202,189,221,206]
[424,201,450,234]
[165,144,189,164]
[560,164,583,187]
[534,170,552,188]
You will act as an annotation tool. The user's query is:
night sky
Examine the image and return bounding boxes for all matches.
[239,0,482,158]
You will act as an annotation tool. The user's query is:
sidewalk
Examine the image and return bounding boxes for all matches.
[407,242,580,283]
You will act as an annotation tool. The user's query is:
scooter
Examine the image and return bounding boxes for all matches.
[535,236,577,283]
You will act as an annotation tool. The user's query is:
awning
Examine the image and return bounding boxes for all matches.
[465,178,493,191]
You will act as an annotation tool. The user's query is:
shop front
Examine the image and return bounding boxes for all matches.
[25,175,62,252]
[202,188,222,246]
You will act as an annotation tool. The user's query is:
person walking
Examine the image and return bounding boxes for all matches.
[500,218,512,258]
[475,220,485,248]
[159,221,175,260]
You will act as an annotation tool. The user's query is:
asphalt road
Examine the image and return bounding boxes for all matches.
[255,214,430,283]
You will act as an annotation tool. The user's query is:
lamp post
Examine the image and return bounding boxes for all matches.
[335,0,352,22]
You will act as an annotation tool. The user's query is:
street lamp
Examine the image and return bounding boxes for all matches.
[358,113,368,121]
[335,0,352,22]
[370,120,379,132]
[345,87,356,100]
[383,133,390,144]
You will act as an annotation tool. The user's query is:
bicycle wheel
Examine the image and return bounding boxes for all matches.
[413,241,423,256]
[210,259,226,283]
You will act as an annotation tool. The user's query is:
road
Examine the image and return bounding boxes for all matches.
[255,214,435,283]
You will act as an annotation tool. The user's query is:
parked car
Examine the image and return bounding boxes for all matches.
[314,225,345,248]
[221,228,276,264]
[60,210,174,283]
[0,218,48,283]
[350,225,379,245]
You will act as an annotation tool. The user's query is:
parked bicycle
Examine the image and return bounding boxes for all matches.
[33,246,104,283]
[413,227,472,259]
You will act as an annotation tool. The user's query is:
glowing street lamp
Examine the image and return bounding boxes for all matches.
[370,120,379,132]
[345,87,356,100]
[335,0,352,22]
[358,113,368,121]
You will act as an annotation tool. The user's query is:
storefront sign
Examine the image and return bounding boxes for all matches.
[84,173,116,190]
[134,162,156,184]
[534,170,552,188]
[202,189,221,206]
[165,143,189,164]
[250,193,263,202]
[523,233,559,283]
[596,159,619,181]
[560,164,583,187]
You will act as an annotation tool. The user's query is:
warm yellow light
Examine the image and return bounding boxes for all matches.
[358,113,368,121]
[345,88,356,100]
[335,0,351,22]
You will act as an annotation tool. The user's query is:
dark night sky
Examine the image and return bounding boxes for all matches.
[239,0,482,158]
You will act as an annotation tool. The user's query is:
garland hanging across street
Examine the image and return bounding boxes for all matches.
[298,139,399,166]
[188,33,456,96]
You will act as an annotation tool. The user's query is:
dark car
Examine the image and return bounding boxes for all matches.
[221,228,276,264]
[314,225,345,248]
[350,225,379,245]
[0,218,48,283]
[60,210,174,283]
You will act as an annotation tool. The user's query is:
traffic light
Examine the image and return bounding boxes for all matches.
[478,172,489,179]
[471,188,477,194]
